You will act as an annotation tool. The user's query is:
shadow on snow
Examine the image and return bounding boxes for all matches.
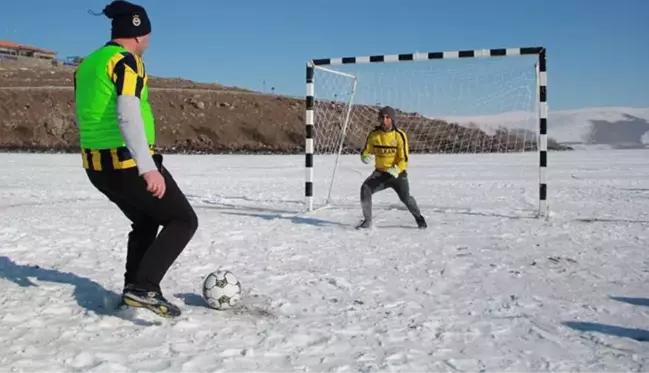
[562,321,649,342]
[562,295,649,342]
[219,210,347,228]
[0,256,154,326]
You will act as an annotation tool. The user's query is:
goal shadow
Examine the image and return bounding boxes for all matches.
[186,193,303,215]
[310,201,541,220]
[186,193,347,227]
[219,210,347,228]
[573,217,649,225]
[186,194,542,221]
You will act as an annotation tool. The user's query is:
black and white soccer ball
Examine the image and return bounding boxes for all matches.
[202,269,242,310]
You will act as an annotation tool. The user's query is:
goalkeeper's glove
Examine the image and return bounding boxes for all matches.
[361,154,373,164]
[386,165,400,178]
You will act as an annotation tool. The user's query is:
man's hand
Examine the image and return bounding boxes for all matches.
[387,165,400,178]
[143,170,166,199]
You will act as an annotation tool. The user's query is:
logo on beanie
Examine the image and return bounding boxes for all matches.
[132,14,141,27]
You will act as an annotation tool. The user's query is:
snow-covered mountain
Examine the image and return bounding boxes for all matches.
[438,107,649,150]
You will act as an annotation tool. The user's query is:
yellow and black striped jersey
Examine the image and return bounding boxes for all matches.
[106,49,147,98]
[361,127,409,172]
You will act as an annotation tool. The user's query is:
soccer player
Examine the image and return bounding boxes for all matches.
[74,0,198,317]
[356,106,427,230]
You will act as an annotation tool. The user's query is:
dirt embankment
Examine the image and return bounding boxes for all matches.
[0,65,571,154]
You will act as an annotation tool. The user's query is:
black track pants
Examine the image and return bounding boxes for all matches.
[360,169,422,221]
[85,154,198,293]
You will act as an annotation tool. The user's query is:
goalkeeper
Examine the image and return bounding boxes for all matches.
[356,106,427,229]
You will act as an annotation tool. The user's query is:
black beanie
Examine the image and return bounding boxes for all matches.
[100,0,151,39]
[378,106,397,125]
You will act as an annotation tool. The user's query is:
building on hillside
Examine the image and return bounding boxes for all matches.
[0,40,57,60]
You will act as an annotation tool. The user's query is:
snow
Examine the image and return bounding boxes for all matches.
[1,149,648,372]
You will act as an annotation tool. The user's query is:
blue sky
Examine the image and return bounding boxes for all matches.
[1,0,648,112]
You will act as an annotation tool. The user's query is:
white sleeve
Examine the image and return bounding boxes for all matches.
[116,95,157,175]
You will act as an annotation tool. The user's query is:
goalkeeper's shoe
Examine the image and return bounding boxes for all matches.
[122,288,182,318]
[355,219,372,229]
[415,215,428,229]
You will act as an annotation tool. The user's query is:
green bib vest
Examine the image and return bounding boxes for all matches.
[75,44,155,149]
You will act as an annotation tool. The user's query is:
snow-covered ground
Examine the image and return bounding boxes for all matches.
[1,149,648,372]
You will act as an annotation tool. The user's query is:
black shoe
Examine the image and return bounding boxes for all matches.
[355,219,372,229]
[122,283,137,294]
[122,288,182,318]
[415,216,427,229]
[114,283,136,310]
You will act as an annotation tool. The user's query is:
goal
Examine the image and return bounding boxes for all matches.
[304,47,548,218]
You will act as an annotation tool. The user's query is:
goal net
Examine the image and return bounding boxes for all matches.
[304,48,549,218]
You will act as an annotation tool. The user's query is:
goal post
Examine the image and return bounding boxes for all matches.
[304,47,548,218]
[307,65,359,208]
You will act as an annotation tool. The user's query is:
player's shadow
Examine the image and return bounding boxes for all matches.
[0,256,153,326]
[562,321,649,342]
[219,211,346,227]
[174,292,276,318]
[610,296,649,307]
[561,295,649,342]
[174,292,211,309]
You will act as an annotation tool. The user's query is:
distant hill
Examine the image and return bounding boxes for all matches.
[0,65,571,154]
[439,107,649,150]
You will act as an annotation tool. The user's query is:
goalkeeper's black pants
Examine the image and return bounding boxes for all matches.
[360,169,423,221]
[85,153,198,293]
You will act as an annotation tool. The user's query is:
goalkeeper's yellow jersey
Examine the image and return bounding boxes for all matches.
[361,127,409,173]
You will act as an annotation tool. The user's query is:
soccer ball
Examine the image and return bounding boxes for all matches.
[202,269,242,310]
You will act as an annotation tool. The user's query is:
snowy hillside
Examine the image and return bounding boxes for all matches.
[440,107,649,150]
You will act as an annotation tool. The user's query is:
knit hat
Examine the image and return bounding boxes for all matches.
[378,106,397,126]
[97,1,151,39]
